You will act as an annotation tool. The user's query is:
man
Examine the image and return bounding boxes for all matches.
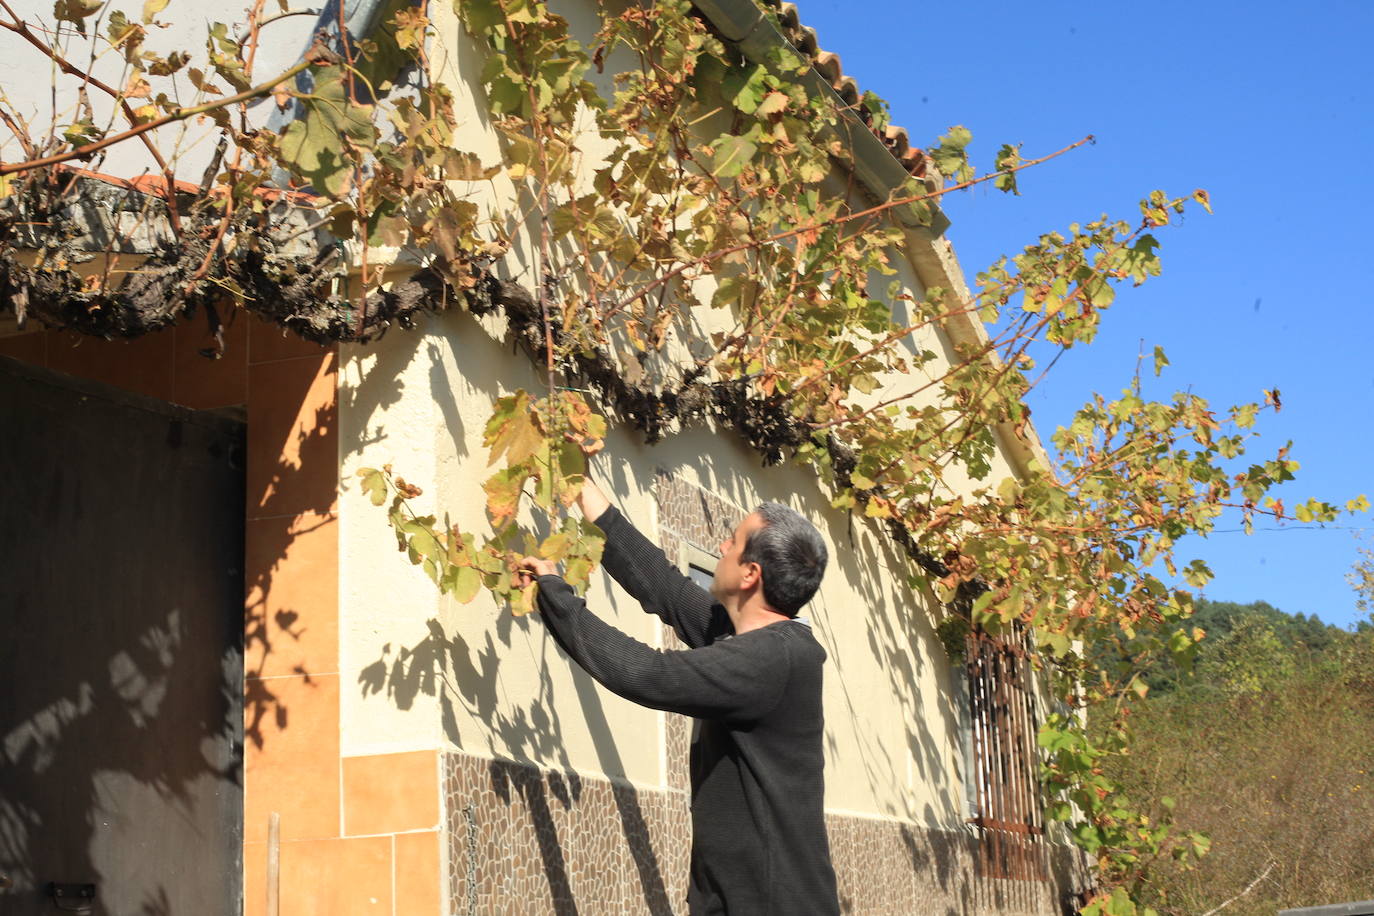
[518,477,840,915]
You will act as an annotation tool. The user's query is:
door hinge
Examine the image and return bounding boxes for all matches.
[46,883,96,914]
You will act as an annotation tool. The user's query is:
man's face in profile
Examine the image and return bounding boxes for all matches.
[711,512,764,605]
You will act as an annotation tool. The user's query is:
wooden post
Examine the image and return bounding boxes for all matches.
[267,812,280,916]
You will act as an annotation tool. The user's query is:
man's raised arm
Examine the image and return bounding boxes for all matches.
[577,476,726,648]
[527,572,784,722]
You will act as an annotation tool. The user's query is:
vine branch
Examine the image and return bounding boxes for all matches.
[0,53,324,179]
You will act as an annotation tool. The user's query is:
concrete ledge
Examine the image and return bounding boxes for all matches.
[1280,902,1374,916]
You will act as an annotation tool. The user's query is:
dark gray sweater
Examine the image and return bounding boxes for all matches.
[535,506,840,916]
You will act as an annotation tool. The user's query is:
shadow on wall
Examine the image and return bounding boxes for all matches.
[0,310,357,912]
[446,751,686,916]
[638,444,1080,915]
[355,607,676,915]
[232,305,420,842]
[637,436,964,824]
[0,356,246,915]
[336,308,1078,914]
[242,391,344,756]
[817,513,1075,915]
[340,314,678,913]
[817,510,1085,915]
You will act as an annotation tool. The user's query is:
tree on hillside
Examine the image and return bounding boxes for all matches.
[1189,599,1341,653]
[1193,613,1297,695]
[1,1,1363,911]
[1093,598,1348,695]
[1347,535,1374,629]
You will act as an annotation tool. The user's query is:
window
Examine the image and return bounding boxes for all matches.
[686,563,714,594]
[678,542,718,594]
[963,629,1045,881]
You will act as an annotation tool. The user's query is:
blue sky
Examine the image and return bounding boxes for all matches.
[796,0,1374,627]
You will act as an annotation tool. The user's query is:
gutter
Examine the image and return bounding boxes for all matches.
[691,0,1051,478]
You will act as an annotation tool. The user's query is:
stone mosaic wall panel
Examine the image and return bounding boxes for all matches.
[652,469,741,557]
[443,749,1081,915]
[444,753,689,915]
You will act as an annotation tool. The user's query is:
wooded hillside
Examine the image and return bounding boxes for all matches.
[1100,599,1374,914]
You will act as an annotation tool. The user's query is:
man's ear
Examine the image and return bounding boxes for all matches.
[741,562,762,590]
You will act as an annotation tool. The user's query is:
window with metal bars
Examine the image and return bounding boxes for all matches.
[963,629,1046,881]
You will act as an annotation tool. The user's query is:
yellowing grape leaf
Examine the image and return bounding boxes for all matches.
[483,467,528,525]
[445,565,482,603]
[483,391,545,466]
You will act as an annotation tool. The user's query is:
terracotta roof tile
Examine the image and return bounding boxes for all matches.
[54,164,319,205]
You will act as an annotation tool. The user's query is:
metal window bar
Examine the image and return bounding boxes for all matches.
[966,629,1046,881]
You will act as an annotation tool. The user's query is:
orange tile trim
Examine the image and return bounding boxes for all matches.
[343,750,441,838]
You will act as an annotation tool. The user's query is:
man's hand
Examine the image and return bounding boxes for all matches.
[576,475,611,521]
[517,555,558,588]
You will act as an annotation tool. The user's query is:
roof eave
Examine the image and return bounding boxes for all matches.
[691,0,950,237]
[690,0,1052,480]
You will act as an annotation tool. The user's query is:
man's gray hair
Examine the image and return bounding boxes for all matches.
[739,502,828,616]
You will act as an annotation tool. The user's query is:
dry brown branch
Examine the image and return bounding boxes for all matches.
[1197,860,1275,916]
[608,135,1095,314]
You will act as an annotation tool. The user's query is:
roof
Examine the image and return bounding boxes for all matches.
[761,0,936,187]
[51,166,318,206]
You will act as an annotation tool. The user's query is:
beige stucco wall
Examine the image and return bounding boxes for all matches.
[340,307,668,782]
[337,0,1030,833]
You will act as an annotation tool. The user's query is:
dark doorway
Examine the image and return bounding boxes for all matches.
[0,355,245,915]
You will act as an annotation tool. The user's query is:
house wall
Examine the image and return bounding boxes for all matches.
[1,0,1085,912]
[323,1,1085,912]
[0,296,1076,916]
[0,0,319,183]
[338,303,1077,914]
